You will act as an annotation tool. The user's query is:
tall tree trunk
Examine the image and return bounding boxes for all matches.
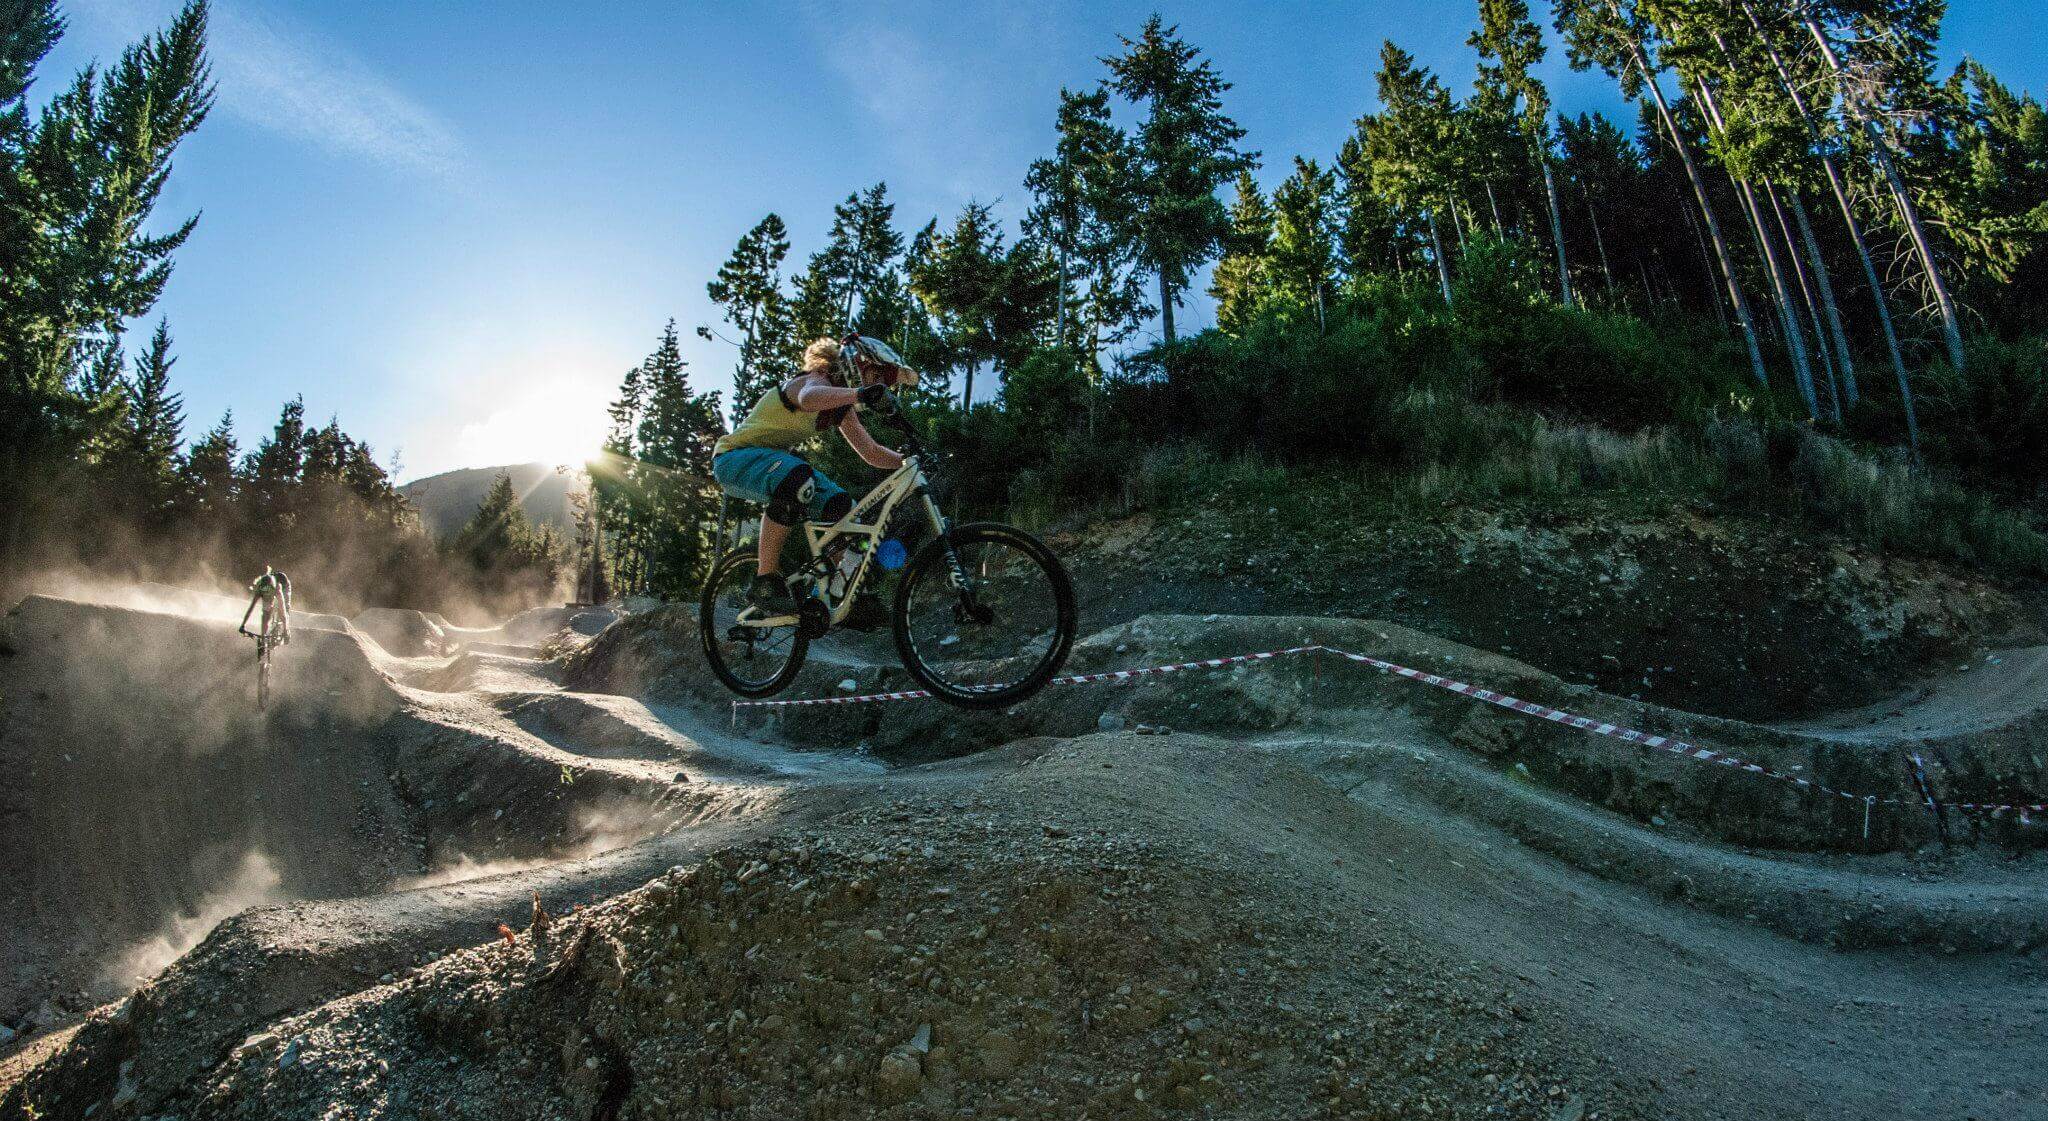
[1630,42,1768,386]
[1426,209,1454,307]
[962,361,976,413]
[1484,180,1505,233]
[1691,75,1818,414]
[1449,199,1469,255]
[1777,188,1859,416]
[1738,172,1820,416]
[1775,183,1844,420]
[1740,0,1910,447]
[1582,188,1615,290]
[1789,190,1858,407]
[1703,24,1852,416]
[1158,272,1176,344]
[1796,12,1964,373]
[1681,207,1727,326]
[1542,160,1574,307]
[1055,244,1068,347]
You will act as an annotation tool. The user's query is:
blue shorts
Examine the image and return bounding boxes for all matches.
[713,447,845,521]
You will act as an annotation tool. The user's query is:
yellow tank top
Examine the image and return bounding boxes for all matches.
[713,379,848,457]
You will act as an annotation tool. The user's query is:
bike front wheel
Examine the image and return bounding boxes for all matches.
[257,643,271,710]
[700,549,809,698]
[892,522,1076,709]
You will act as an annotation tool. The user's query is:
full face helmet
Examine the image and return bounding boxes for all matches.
[839,335,919,388]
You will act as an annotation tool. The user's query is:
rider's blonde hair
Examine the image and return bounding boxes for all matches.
[802,337,842,374]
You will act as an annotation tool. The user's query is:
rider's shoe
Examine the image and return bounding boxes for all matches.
[747,574,797,614]
[840,592,889,633]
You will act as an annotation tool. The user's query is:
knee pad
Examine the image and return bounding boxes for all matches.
[765,466,817,526]
[819,491,851,524]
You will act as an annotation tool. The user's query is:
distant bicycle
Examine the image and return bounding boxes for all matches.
[700,389,1076,709]
[238,567,292,710]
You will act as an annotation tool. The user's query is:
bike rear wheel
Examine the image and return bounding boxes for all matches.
[700,549,809,698]
[892,522,1075,709]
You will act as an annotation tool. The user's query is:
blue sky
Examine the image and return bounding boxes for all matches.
[42,0,2047,480]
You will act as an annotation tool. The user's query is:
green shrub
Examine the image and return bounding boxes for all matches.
[1791,432,2047,571]
[1916,333,2048,499]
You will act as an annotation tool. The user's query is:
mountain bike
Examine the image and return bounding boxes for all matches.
[240,608,287,710]
[700,392,1076,709]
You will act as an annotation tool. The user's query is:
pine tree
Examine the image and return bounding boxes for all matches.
[705,213,798,425]
[179,409,237,528]
[0,0,213,569]
[594,356,650,593]
[838,183,905,325]
[802,183,905,333]
[1557,112,1645,294]
[1335,132,1415,282]
[1792,0,1966,372]
[1269,159,1340,331]
[789,256,843,347]
[447,472,567,604]
[908,202,1007,409]
[107,319,186,529]
[1210,171,1274,334]
[1023,87,1150,369]
[454,471,525,567]
[1472,0,1575,305]
[1363,42,1462,306]
[1554,0,1770,387]
[1100,16,1257,343]
[632,321,724,595]
[242,396,307,544]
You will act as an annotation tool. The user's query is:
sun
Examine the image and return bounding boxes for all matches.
[451,381,612,471]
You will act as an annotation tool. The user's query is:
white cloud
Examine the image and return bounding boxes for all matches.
[69,0,466,185]
[802,4,1036,205]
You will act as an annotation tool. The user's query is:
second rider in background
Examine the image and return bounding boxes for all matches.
[710,335,919,621]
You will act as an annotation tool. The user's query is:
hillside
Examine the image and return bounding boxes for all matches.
[398,463,583,539]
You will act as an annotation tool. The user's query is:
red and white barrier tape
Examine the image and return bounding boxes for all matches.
[729,646,1325,710]
[730,643,2043,827]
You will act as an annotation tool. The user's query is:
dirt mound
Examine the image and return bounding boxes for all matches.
[427,605,617,656]
[0,594,676,1045]
[15,734,2045,1121]
[350,608,447,657]
[581,610,2046,853]
[499,605,612,645]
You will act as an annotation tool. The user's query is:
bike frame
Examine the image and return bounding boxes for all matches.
[736,453,949,630]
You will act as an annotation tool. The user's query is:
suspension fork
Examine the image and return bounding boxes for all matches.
[917,485,990,622]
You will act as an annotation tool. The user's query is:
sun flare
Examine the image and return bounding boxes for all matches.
[450,382,613,471]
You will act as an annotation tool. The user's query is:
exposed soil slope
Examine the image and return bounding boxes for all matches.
[1056,506,2043,721]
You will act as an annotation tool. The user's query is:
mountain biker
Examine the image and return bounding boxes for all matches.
[238,566,292,645]
[711,335,918,617]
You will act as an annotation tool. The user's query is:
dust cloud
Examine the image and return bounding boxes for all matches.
[100,851,288,989]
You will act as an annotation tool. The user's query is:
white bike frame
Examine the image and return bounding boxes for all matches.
[736,454,948,630]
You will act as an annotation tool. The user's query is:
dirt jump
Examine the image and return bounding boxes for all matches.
[2,584,2044,1120]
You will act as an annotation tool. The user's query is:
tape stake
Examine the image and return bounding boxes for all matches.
[1863,796,1874,841]
[1906,753,1950,845]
